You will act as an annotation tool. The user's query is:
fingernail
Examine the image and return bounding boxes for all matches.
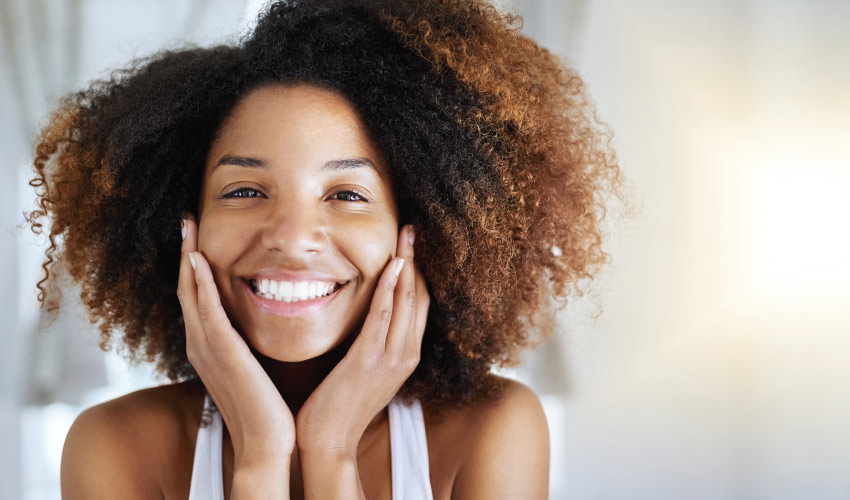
[408,227,415,245]
[181,219,187,240]
[392,258,405,277]
[189,252,196,270]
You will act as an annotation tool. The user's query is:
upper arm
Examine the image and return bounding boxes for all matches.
[61,402,160,500]
[452,379,550,500]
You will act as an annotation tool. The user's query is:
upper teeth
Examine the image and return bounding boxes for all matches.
[250,279,338,302]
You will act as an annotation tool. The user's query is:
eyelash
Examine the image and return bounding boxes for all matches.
[222,187,369,203]
[333,189,368,203]
[222,187,263,198]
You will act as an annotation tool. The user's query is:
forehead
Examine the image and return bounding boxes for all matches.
[207,84,388,176]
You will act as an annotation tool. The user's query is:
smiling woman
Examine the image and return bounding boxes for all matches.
[26,0,620,499]
[199,85,400,364]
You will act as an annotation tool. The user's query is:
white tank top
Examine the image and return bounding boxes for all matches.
[188,394,434,500]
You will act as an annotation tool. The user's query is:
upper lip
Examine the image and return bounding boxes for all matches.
[246,269,347,284]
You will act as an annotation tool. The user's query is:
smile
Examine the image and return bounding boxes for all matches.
[249,278,342,302]
[243,279,348,317]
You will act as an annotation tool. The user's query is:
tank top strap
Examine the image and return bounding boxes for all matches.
[188,393,225,500]
[388,397,434,500]
[187,394,433,499]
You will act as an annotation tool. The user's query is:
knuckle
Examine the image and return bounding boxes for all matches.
[392,354,417,376]
[379,309,392,329]
[359,351,381,371]
[176,286,185,301]
[372,352,386,370]
[384,355,401,372]
[197,301,211,322]
[404,351,420,371]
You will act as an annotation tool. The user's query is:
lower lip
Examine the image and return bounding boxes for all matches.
[243,280,346,317]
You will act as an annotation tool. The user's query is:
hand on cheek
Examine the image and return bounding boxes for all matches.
[176,215,296,468]
[295,224,430,457]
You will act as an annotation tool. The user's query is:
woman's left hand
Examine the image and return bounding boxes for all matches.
[294,224,429,458]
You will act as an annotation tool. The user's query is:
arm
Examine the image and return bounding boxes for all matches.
[60,403,160,500]
[298,449,366,500]
[452,380,550,500]
[230,459,292,500]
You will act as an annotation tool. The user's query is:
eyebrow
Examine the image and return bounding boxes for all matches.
[213,155,383,177]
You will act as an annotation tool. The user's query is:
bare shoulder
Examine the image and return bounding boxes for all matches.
[424,376,550,500]
[61,381,204,500]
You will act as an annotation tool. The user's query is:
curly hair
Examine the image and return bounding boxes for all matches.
[28,0,620,407]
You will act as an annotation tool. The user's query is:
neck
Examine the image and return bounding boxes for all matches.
[251,334,356,415]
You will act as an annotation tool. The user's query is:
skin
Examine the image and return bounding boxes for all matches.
[59,84,550,500]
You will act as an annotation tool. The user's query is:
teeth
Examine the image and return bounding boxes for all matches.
[250,279,339,302]
[292,282,307,300]
[279,281,293,302]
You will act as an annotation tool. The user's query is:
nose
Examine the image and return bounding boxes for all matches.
[259,196,328,256]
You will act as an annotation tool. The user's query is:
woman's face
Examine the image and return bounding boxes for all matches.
[197,84,400,362]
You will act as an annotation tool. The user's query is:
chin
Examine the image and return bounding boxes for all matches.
[244,327,350,363]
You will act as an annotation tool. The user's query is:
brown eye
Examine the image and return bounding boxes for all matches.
[223,187,263,198]
[332,190,368,202]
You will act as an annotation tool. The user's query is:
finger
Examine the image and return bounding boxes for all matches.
[191,250,252,360]
[387,225,417,354]
[411,263,430,352]
[358,254,405,350]
[401,258,429,359]
[177,214,198,309]
[176,215,206,354]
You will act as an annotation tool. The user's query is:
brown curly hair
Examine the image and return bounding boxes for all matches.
[28,0,620,407]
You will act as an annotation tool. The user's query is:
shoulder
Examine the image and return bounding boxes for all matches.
[60,381,204,500]
[424,376,549,500]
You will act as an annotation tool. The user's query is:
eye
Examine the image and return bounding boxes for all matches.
[222,187,264,199]
[331,190,369,203]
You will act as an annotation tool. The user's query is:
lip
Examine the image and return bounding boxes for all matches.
[242,279,347,317]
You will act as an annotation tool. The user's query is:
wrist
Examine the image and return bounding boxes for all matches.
[231,459,291,500]
[296,435,359,462]
[297,442,357,463]
[299,450,363,500]
[234,445,293,472]
[232,428,294,466]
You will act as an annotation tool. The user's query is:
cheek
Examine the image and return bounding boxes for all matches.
[197,215,249,277]
[337,220,397,283]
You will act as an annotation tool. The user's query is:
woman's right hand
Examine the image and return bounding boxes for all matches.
[176,214,295,472]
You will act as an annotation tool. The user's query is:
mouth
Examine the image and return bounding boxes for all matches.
[242,278,349,317]
[247,278,346,302]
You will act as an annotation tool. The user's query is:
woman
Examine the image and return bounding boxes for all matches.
[29,0,620,498]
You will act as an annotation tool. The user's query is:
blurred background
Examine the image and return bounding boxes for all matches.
[2,0,849,498]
